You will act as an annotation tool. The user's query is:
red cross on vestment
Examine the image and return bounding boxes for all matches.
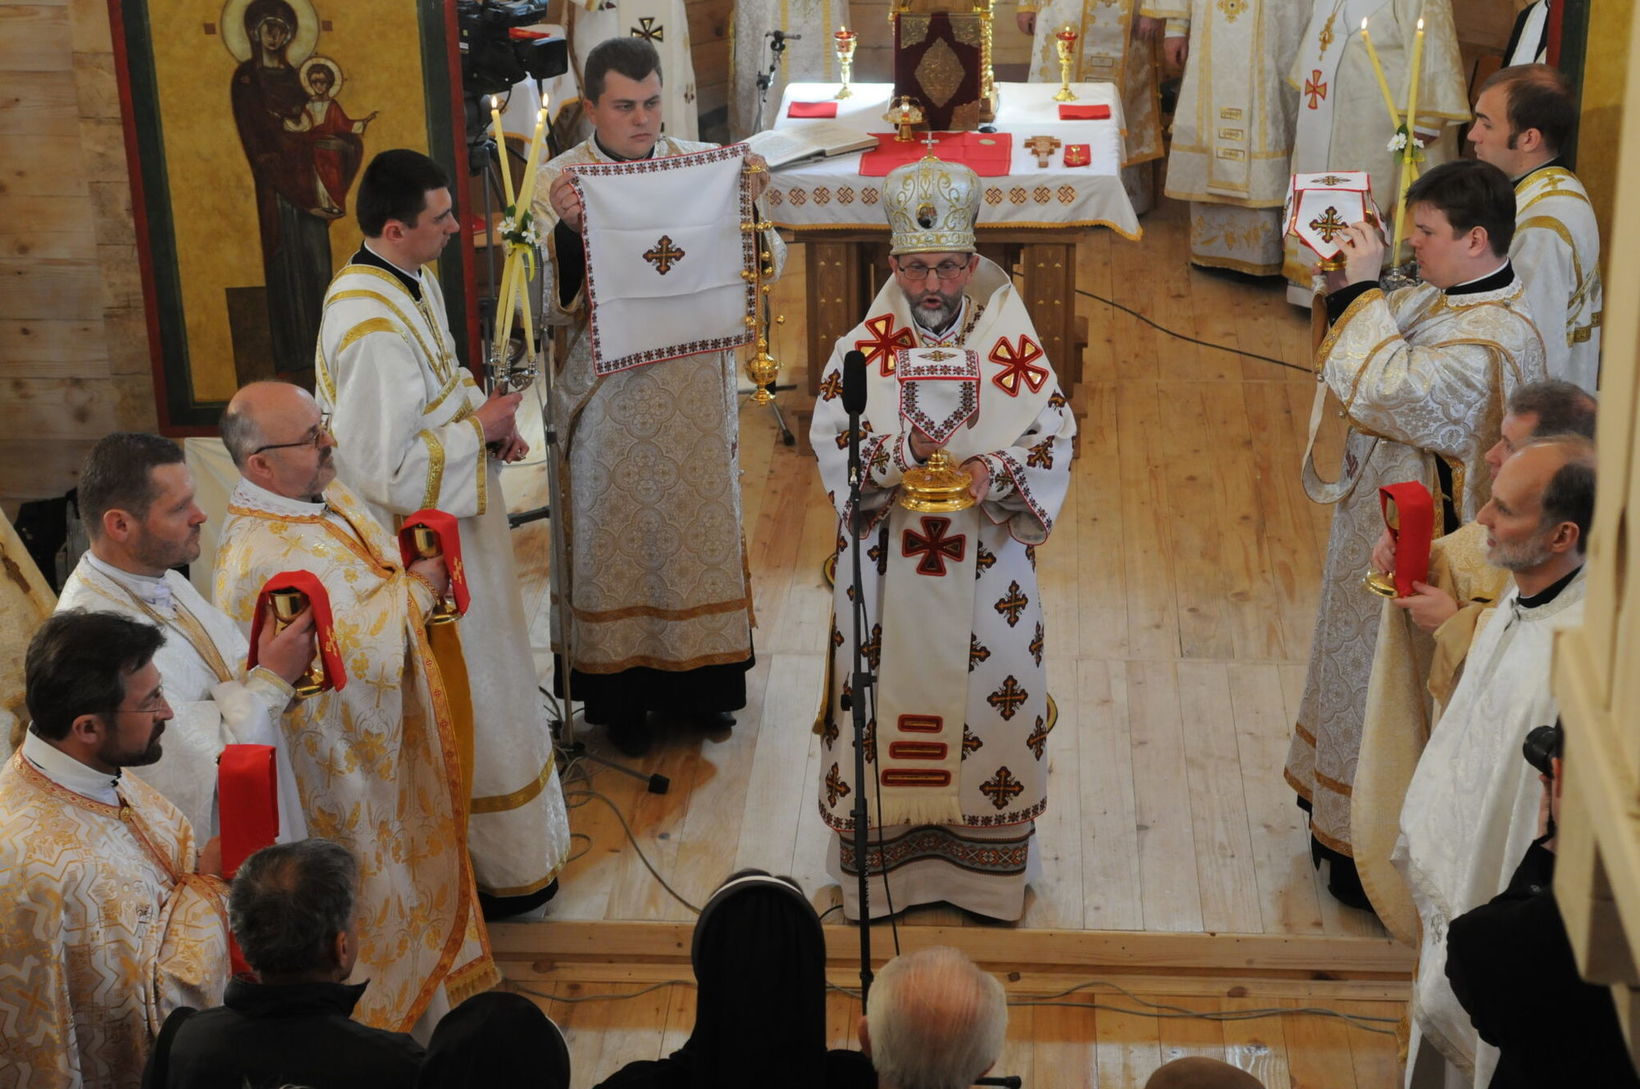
[855,314,916,375]
[988,335,1049,396]
[902,515,967,576]
[1304,69,1328,110]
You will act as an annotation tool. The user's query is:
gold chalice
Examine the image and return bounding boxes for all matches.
[1362,495,1401,597]
[899,449,977,513]
[269,587,327,698]
[409,525,461,625]
[834,27,858,99]
[1054,26,1079,102]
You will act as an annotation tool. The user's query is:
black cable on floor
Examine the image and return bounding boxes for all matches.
[1075,289,1312,374]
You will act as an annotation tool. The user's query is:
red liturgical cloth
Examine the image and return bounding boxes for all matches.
[857,132,1013,177]
[1058,104,1111,120]
[787,101,839,118]
[1380,481,1434,597]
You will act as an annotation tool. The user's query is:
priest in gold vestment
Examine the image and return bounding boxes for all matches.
[534,38,782,756]
[317,149,571,915]
[1,611,230,1088]
[214,382,497,1036]
[1283,161,1545,908]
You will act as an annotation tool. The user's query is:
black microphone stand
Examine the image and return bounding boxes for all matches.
[841,353,874,1005]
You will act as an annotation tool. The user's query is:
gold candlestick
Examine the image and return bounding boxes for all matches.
[1054,26,1079,102]
[834,27,857,99]
[409,526,460,625]
[269,588,327,698]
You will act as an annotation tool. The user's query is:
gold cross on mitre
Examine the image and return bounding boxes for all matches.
[921,129,941,156]
[1023,135,1062,168]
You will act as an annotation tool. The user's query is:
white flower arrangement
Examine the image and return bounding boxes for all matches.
[1387,130,1409,152]
[500,208,540,250]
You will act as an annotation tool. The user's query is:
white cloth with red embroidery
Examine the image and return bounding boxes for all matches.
[810,258,1076,921]
[566,143,757,375]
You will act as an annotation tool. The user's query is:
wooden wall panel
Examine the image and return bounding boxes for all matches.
[0,0,154,503]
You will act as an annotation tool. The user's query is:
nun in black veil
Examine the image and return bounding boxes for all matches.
[594,870,877,1089]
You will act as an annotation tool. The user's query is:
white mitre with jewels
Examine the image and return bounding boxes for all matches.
[884,154,981,256]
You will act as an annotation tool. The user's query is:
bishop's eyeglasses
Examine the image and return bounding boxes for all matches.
[895,260,969,282]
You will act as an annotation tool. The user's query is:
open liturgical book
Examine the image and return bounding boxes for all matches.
[744,122,879,169]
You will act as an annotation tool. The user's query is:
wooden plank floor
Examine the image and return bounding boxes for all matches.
[503,194,1380,942]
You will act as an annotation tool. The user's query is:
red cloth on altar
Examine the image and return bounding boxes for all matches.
[1058,104,1111,120]
[857,132,1012,178]
[245,571,347,692]
[396,510,470,616]
[787,101,839,118]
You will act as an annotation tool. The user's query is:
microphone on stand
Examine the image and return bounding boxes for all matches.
[839,348,874,1004]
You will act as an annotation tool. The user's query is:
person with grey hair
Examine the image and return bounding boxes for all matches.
[1351,379,1597,935]
[860,947,1008,1089]
[144,839,425,1089]
[1398,435,1596,1086]
[54,431,314,844]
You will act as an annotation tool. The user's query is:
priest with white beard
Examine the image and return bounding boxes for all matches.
[55,432,312,845]
[1395,435,1596,1089]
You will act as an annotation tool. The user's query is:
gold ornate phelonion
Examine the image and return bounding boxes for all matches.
[269,588,327,698]
[834,27,857,99]
[1054,26,1079,102]
[900,449,977,513]
[408,526,460,625]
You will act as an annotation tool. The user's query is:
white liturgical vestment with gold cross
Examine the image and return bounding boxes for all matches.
[316,255,572,907]
[811,258,1075,923]
[0,733,230,1089]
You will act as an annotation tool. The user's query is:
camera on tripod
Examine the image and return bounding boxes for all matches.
[458,0,569,99]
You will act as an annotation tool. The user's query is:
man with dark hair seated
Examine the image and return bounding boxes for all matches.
[1284,158,1548,911]
[146,838,424,1089]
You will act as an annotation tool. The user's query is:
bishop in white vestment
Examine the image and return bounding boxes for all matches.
[1139,0,1309,273]
[214,382,498,1035]
[1284,0,1469,303]
[1284,161,1545,898]
[811,157,1075,922]
[1,611,231,1089]
[317,150,571,912]
[1397,437,1594,1087]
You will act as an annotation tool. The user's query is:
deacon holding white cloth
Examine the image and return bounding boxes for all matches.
[534,37,781,757]
[810,155,1076,922]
